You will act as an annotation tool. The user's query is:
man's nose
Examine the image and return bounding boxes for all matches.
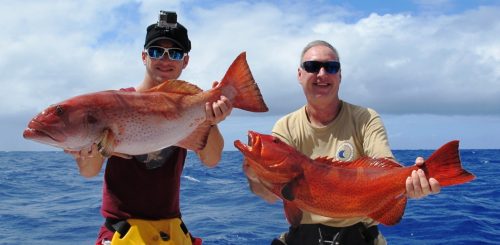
[317,67,328,76]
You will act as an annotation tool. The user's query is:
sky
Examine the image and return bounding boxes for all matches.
[1,0,499,152]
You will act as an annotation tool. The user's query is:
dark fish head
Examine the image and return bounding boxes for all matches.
[23,96,105,151]
[234,131,303,183]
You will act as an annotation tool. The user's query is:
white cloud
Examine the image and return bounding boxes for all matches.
[181,3,500,116]
[1,0,499,150]
[311,8,500,115]
[3,1,498,115]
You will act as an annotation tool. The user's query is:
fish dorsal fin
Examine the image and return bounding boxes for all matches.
[314,156,403,169]
[147,80,203,95]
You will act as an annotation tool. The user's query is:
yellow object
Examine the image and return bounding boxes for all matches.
[110,218,193,245]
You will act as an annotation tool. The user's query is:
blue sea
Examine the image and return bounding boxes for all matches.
[0,149,498,244]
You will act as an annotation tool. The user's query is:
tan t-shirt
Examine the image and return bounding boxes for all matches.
[272,101,393,243]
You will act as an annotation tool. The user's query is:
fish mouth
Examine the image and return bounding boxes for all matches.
[235,131,295,184]
[23,120,64,143]
[234,131,262,159]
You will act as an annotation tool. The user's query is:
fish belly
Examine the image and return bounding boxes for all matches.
[112,105,205,155]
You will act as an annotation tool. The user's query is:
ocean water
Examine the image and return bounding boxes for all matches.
[0,149,498,245]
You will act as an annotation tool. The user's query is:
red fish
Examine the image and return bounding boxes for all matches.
[234,131,475,226]
[23,52,268,156]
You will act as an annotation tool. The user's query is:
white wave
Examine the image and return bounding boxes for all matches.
[183,175,201,182]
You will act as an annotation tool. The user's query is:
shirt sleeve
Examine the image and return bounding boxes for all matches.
[361,108,394,159]
[271,116,294,146]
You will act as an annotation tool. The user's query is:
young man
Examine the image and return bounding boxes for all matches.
[67,12,231,245]
[244,40,441,245]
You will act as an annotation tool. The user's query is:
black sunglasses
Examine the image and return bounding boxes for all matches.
[302,61,341,74]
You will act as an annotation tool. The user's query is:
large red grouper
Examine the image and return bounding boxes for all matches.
[234,131,474,226]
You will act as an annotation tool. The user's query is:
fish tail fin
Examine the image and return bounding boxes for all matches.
[218,52,268,112]
[423,140,475,186]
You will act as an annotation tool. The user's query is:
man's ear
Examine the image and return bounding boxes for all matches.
[141,51,147,65]
[182,55,190,69]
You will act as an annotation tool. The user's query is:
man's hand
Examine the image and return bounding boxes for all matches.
[196,82,233,166]
[64,144,105,178]
[243,160,279,203]
[205,81,233,126]
[63,129,131,177]
[406,157,441,199]
[64,144,100,160]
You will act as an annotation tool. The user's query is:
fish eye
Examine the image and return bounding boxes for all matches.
[55,105,64,117]
[272,137,280,143]
[87,115,98,124]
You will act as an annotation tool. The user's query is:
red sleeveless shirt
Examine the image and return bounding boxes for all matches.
[101,146,187,220]
[95,87,189,243]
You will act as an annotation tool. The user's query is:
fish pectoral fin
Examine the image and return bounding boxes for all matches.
[368,194,407,226]
[176,123,212,151]
[280,174,308,202]
[283,200,303,227]
[280,176,303,201]
[97,129,116,158]
[281,183,295,201]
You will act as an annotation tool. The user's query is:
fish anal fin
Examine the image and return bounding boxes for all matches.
[283,200,303,227]
[147,80,203,95]
[176,123,211,151]
[314,156,403,169]
[368,195,407,226]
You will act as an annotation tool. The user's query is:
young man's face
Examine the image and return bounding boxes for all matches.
[142,40,189,84]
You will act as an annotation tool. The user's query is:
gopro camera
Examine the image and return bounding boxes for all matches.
[157,11,177,29]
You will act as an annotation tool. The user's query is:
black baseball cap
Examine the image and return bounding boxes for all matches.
[144,11,191,52]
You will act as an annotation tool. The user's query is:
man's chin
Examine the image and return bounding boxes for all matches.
[155,74,177,82]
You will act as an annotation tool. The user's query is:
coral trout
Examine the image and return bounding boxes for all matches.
[234,131,475,226]
[23,52,268,155]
